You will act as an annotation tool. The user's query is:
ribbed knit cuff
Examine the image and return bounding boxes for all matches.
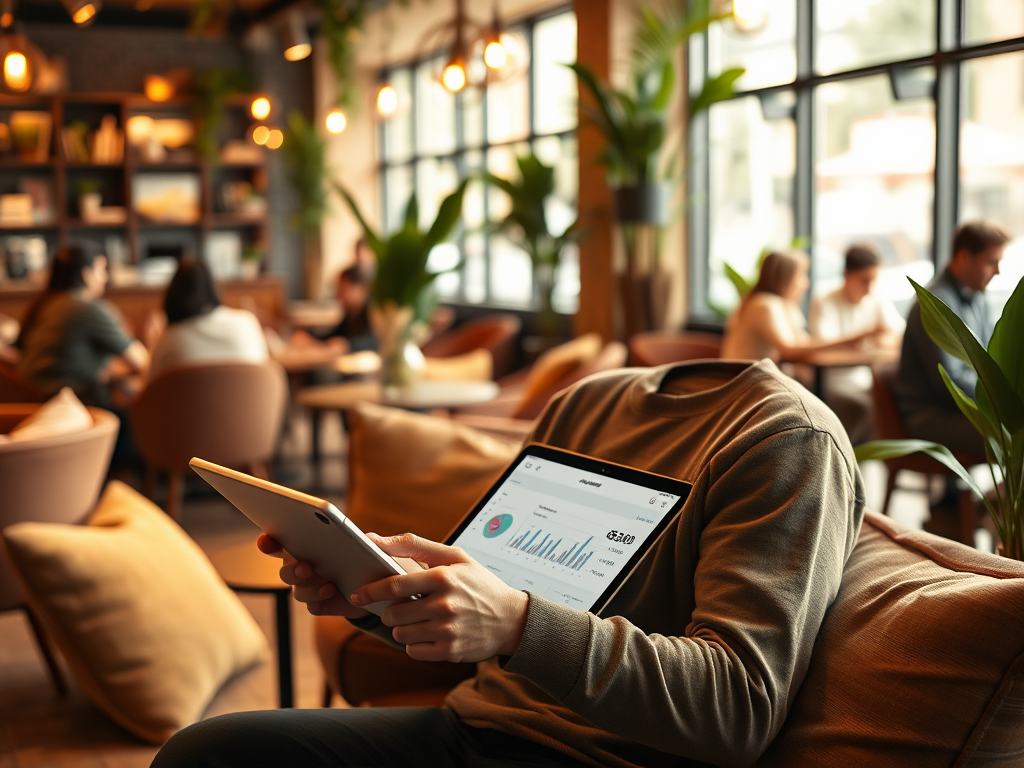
[502,592,591,701]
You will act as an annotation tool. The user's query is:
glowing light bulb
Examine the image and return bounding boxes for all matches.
[3,52,29,92]
[72,3,96,23]
[126,115,155,145]
[265,128,284,149]
[441,60,467,93]
[731,0,768,32]
[250,96,271,120]
[375,85,398,118]
[252,125,270,145]
[144,75,174,102]
[0,12,13,27]
[325,109,347,134]
[483,39,507,70]
[284,42,311,61]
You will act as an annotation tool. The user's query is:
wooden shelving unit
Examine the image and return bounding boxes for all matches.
[0,91,269,267]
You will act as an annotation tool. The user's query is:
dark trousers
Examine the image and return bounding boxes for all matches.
[151,707,586,768]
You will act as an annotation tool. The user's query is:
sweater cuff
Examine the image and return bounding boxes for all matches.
[502,592,591,701]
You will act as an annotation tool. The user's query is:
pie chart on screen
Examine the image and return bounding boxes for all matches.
[484,514,513,538]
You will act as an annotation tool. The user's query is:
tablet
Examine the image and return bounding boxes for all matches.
[189,457,422,617]
[445,444,691,615]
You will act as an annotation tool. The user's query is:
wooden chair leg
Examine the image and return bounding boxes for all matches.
[24,606,67,697]
[166,471,183,523]
[882,466,898,516]
[322,680,334,708]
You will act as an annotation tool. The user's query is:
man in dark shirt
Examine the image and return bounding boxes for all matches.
[894,220,1009,457]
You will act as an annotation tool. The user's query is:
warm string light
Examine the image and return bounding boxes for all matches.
[325,109,347,134]
[375,85,398,118]
[252,125,270,145]
[731,0,768,33]
[72,3,96,23]
[144,74,174,101]
[483,38,507,69]
[250,96,271,120]
[3,50,28,91]
[441,58,467,93]
[265,128,283,149]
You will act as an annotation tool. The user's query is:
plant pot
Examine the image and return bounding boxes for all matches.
[240,259,260,280]
[613,183,672,226]
[369,302,425,393]
[79,193,101,221]
[302,231,324,301]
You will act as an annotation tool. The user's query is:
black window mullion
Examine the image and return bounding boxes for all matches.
[933,0,963,270]
[795,0,815,308]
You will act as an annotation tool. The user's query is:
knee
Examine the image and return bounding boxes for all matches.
[150,713,256,768]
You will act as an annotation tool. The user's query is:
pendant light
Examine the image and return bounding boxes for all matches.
[282,8,311,62]
[0,31,43,93]
[61,0,101,26]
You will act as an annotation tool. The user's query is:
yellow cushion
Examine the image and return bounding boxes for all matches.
[1,481,269,744]
[5,387,92,442]
[346,402,520,543]
[513,333,602,416]
[423,348,493,382]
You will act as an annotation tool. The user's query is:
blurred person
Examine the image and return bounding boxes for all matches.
[721,250,882,364]
[16,245,148,408]
[894,220,1009,458]
[148,258,268,379]
[292,261,377,354]
[808,243,905,443]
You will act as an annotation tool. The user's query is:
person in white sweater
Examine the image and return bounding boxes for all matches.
[148,259,268,379]
[808,243,905,443]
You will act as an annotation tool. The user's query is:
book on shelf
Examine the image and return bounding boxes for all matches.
[62,115,124,164]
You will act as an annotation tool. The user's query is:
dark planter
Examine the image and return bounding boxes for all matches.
[613,183,672,226]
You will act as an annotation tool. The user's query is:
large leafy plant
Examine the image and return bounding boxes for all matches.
[283,111,329,233]
[334,180,468,310]
[570,0,743,187]
[855,277,1024,559]
[481,152,579,338]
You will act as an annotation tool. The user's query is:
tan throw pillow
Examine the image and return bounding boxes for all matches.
[1,481,269,744]
[346,402,520,543]
[512,333,603,418]
[758,511,1024,767]
[6,387,92,442]
[423,348,493,382]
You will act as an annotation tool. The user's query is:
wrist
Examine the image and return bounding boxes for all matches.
[498,590,530,657]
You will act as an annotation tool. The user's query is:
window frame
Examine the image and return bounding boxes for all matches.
[376,4,577,310]
[688,0,1024,325]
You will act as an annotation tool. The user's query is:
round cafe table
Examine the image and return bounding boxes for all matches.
[781,347,900,403]
[297,379,500,464]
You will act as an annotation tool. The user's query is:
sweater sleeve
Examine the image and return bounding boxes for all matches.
[503,426,860,766]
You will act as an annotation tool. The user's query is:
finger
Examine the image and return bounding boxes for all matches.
[304,594,369,619]
[291,580,339,605]
[279,560,325,586]
[405,640,453,663]
[379,593,452,628]
[351,567,453,607]
[256,534,284,557]
[369,532,471,569]
[391,620,444,647]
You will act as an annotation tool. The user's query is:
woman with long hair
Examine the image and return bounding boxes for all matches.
[17,245,149,407]
[147,258,268,378]
[721,250,881,363]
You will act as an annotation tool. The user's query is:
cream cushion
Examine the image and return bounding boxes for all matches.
[1,481,269,744]
[3,387,92,443]
[511,333,602,419]
[423,348,493,382]
[758,511,1024,767]
[345,402,520,543]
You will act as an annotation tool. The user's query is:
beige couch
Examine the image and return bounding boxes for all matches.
[317,403,1024,767]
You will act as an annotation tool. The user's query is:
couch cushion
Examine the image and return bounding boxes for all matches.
[346,402,520,544]
[1,481,269,744]
[511,333,603,419]
[758,511,1024,767]
[3,387,92,443]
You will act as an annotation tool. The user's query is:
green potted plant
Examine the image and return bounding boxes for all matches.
[570,1,743,336]
[481,151,579,342]
[283,110,329,300]
[335,180,469,390]
[855,276,1024,559]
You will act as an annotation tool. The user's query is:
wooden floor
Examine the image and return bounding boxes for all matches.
[0,412,350,768]
[0,410,993,766]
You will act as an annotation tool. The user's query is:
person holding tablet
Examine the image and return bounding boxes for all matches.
[153,358,864,768]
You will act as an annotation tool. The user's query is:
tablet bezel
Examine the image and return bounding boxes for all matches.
[444,443,691,616]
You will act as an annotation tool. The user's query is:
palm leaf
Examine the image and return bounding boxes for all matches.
[689,67,745,119]
[988,275,1024,403]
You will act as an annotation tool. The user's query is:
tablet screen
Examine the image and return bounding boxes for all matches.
[447,448,688,614]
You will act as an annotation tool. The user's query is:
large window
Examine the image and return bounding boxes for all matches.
[690,0,1024,321]
[378,8,578,310]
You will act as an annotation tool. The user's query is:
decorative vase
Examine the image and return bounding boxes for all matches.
[240,259,260,280]
[369,302,425,393]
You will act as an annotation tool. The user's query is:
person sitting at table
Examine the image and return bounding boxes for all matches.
[16,245,149,408]
[292,260,377,354]
[894,220,1008,457]
[807,243,905,443]
[148,258,268,379]
[721,250,883,366]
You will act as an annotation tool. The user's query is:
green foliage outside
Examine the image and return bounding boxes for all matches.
[855,276,1024,560]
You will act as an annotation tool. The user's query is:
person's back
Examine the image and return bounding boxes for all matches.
[721,292,805,362]
[893,220,1008,456]
[149,305,268,377]
[148,258,268,379]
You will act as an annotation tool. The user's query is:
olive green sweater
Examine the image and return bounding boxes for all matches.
[442,360,865,767]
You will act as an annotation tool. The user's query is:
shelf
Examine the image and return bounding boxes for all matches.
[137,219,201,228]
[0,222,58,232]
[133,162,200,171]
[67,218,128,229]
[65,162,125,169]
[210,214,266,227]
[0,158,56,169]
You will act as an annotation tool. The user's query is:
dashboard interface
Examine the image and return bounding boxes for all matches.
[450,453,684,612]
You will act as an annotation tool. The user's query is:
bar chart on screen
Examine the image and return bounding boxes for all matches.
[507,526,596,571]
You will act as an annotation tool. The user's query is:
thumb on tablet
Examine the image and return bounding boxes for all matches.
[368,532,468,569]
